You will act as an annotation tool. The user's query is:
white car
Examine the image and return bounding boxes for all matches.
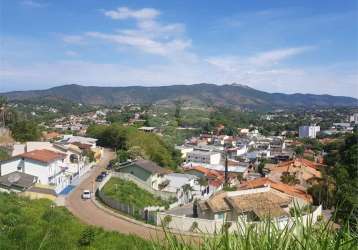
[81,190,91,199]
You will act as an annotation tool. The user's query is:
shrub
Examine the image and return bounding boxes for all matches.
[162,215,172,228]
[78,227,96,246]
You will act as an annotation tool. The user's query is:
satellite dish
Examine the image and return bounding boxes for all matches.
[8,173,21,183]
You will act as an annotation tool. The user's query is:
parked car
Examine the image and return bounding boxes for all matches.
[100,171,107,177]
[81,190,91,199]
[96,175,104,182]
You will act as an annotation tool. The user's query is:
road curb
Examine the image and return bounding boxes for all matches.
[92,196,202,237]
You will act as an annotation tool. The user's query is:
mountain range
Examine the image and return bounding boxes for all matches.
[1,83,357,109]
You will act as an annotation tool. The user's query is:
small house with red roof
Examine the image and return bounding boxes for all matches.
[0,149,70,194]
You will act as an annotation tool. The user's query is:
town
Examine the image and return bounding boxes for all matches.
[0,96,357,240]
[1,1,357,249]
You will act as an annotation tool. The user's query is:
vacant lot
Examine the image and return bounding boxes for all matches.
[102,177,169,209]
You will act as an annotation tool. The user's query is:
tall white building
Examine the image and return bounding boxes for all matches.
[186,150,221,165]
[299,125,320,139]
[349,113,358,124]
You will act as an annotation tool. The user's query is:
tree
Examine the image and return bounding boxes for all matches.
[174,100,182,127]
[330,131,358,230]
[78,227,95,246]
[117,149,129,162]
[257,159,267,176]
[9,120,40,142]
[281,172,300,185]
[294,146,304,156]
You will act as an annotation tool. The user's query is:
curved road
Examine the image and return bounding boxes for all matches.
[66,149,165,240]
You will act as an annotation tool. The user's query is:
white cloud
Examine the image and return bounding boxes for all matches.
[21,0,47,8]
[65,50,79,57]
[62,35,85,45]
[249,46,314,65]
[104,7,160,21]
[82,6,191,57]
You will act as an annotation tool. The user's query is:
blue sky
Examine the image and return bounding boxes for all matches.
[0,0,357,97]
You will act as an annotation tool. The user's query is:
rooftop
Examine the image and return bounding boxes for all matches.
[121,159,170,175]
[18,149,66,164]
[0,171,37,190]
[239,177,312,202]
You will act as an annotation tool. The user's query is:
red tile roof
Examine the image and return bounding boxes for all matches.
[185,165,224,187]
[239,177,312,202]
[18,149,66,164]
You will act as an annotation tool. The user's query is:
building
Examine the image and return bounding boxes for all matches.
[238,177,312,203]
[116,160,170,190]
[175,145,194,159]
[187,149,221,164]
[161,173,209,204]
[299,126,320,139]
[0,149,69,194]
[0,171,37,193]
[138,126,157,133]
[349,113,358,124]
[11,141,92,180]
[198,187,301,222]
[267,158,322,188]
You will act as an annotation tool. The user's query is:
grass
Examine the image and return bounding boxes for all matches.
[152,216,358,250]
[102,177,170,209]
[0,192,153,250]
[1,192,357,249]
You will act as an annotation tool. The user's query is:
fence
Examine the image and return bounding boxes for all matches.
[157,205,323,234]
[112,172,176,200]
[96,173,157,224]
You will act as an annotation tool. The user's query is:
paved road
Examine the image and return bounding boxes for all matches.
[65,149,165,240]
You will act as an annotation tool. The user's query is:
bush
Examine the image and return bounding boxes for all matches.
[78,227,96,246]
[162,215,172,228]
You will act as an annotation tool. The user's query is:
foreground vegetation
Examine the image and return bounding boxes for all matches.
[87,123,181,169]
[1,192,357,249]
[102,178,170,209]
[0,193,152,250]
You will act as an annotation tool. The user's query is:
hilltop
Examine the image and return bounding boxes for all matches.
[1,83,357,109]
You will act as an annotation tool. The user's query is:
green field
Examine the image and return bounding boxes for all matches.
[0,193,152,250]
[0,192,356,250]
[102,177,170,209]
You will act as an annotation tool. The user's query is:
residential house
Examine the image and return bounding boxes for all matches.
[11,141,91,180]
[175,145,194,159]
[198,186,300,222]
[187,149,221,165]
[0,171,37,193]
[0,149,69,194]
[117,160,170,190]
[238,177,312,204]
[267,158,322,188]
[161,173,209,205]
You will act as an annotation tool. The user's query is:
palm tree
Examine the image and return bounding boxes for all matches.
[182,184,194,204]
[0,97,13,128]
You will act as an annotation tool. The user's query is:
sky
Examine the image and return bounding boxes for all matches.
[0,0,357,97]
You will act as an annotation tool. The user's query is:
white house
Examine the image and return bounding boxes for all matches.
[187,150,221,165]
[161,173,209,205]
[299,126,320,139]
[11,141,91,180]
[0,149,70,194]
[60,135,97,148]
[175,145,194,159]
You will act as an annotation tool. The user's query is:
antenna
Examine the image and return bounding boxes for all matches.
[8,173,21,183]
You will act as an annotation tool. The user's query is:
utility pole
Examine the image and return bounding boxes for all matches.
[224,149,228,186]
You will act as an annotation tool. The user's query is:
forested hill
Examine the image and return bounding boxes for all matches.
[1,83,357,109]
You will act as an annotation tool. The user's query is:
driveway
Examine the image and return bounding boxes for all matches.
[65,148,165,240]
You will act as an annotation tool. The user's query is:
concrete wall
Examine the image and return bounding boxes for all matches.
[112,172,176,200]
[119,164,151,182]
[157,205,322,234]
